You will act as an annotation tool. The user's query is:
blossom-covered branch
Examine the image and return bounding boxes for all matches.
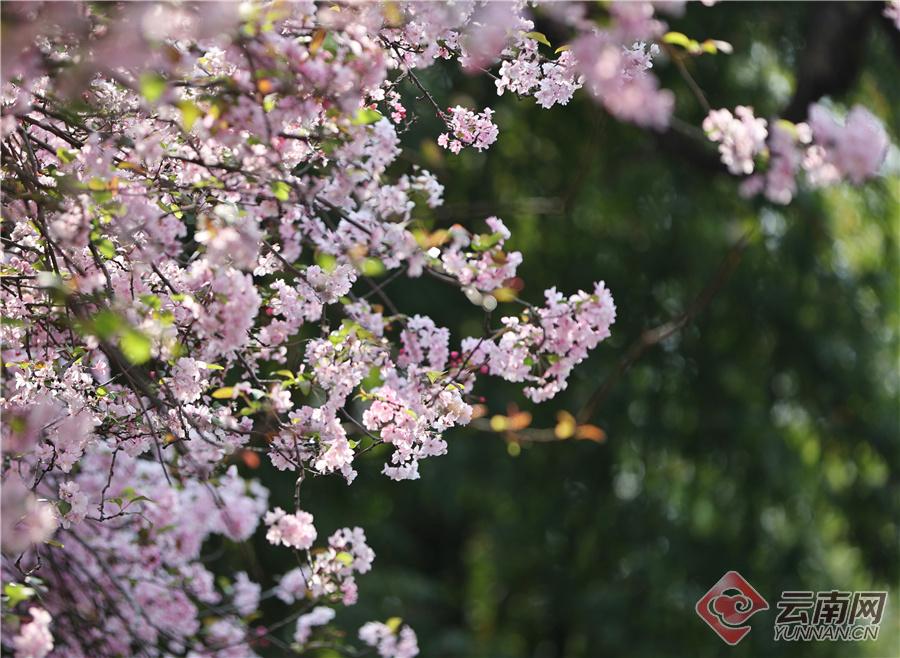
[0,2,892,657]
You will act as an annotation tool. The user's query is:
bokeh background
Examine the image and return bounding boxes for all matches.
[218,3,899,656]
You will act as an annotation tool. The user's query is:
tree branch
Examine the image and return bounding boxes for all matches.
[577,227,755,424]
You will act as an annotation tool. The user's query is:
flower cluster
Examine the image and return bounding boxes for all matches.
[705,103,891,204]
[703,106,770,175]
[359,621,420,658]
[804,104,891,185]
[436,218,523,295]
[573,21,674,131]
[492,6,673,129]
[464,282,618,402]
[1,478,57,555]
[232,572,262,617]
[12,608,53,658]
[438,106,499,154]
[294,607,335,645]
[274,526,375,609]
[264,507,318,550]
[0,1,891,655]
[495,33,583,109]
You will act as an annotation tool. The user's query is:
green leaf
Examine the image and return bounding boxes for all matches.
[95,238,116,259]
[316,252,337,273]
[119,329,152,365]
[205,363,225,370]
[155,310,174,326]
[662,31,693,49]
[140,294,161,310]
[359,257,385,277]
[351,108,383,125]
[471,232,503,252]
[57,500,72,515]
[139,73,167,103]
[362,366,383,391]
[523,31,551,47]
[270,180,291,202]
[3,583,35,606]
[92,310,122,340]
[426,370,444,384]
[211,387,235,399]
[56,148,76,164]
[177,100,202,131]
[554,44,571,54]
[335,551,354,566]
[169,340,187,361]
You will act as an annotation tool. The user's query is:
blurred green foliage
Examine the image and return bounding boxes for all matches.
[234,4,899,657]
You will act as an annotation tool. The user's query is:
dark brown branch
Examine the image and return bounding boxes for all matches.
[577,227,755,424]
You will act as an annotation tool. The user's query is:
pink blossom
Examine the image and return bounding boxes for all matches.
[264,507,317,550]
[57,481,89,528]
[807,103,889,184]
[703,106,769,175]
[6,3,888,655]
[169,357,210,403]
[294,606,335,644]
[13,608,53,658]
[438,106,499,154]
[437,217,522,293]
[465,281,617,403]
[573,31,672,130]
[232,572,261,616]
[399,316,450,371]
[534,52,583,109]
[135,582,200,639]
[330,526,375,574]
[1,477,57,554]
[459,1,522,70]
[192,267,261,358]
[359,621,420,658]
[275,567,308,604]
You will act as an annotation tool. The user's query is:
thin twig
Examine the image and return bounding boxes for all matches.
[577,226,755,423]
